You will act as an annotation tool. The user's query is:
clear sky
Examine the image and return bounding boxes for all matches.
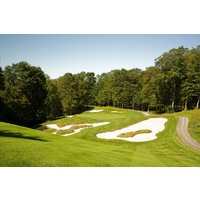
[0,34,200,79]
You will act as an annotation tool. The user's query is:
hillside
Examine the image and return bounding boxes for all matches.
[0,107,200,166]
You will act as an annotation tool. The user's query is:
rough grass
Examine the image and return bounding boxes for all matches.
[118,129,152,138]
[56,125,92,135]
[43,128,57,133]
[1,107,200,166]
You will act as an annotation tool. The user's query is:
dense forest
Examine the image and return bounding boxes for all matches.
[0,45,200,126]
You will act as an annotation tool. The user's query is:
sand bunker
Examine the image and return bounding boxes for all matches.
[96,118,168,142]
[87,110,103,113]
[45,122,109,136]
[66,115,73,118]
[45,124,59,130]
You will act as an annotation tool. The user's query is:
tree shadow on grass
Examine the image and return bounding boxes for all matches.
[0,130,48,142]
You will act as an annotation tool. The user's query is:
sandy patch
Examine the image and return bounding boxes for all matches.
[141,112,150,116]
[62,127,88,136]
[62,122,109,136]
[43,122,110,136]
[96,118,168,142]
[45,124,60,130]
[111,111,123,113]
[87,110,103,113]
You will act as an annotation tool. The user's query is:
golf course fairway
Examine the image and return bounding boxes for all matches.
[0,107,200,166]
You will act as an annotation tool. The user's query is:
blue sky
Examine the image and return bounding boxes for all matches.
[0,34,200,79]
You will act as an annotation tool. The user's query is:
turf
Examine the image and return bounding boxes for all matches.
[0,107,200,166]
[118,129,152,138]
[56,125,92,135]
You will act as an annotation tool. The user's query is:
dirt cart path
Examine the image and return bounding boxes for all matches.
[176,117,200,151]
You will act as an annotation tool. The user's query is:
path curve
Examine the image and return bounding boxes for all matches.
[176,117,200,151]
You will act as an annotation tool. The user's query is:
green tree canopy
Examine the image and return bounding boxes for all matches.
[3,61,47,125]
[182,46,200,109]
[141,66,161,111]
[45,76,63,119]
[155,46,188,111]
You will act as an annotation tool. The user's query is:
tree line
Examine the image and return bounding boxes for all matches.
[95,46,200,112]
[0,45,199,126]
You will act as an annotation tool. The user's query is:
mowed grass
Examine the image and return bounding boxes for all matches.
[0,107,200,166]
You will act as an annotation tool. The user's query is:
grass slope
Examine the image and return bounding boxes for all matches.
[1,107,200,166]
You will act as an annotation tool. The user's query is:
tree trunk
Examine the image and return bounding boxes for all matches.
[197,97,200,109]
[132,102,135,110]
[132,98,135,110]
[172,84,175,109]
[171,97,175,109]
[147,104,150,112]
[164,105,167,113]
[184,98,187,110]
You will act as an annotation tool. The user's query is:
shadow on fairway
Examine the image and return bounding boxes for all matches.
[0,130,48,142]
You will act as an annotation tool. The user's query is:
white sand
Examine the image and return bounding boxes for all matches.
[62,127,87,136]
[62,122,110,136]
[96,118,168,142]
[43,122,110,136]
[42,117,167,142]
[87,110,103,113]
[111,111,123,113]
[45,124,60,130]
